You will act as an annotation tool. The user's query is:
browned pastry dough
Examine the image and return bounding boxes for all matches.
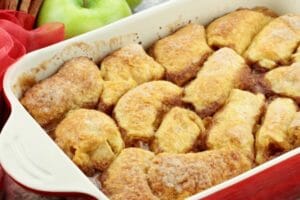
[244,14,300,70]
[263,62,300,103]
[291,46,300,63]
[114,81,183,145]
[147,148,252,200]
[150,24,212,86]
[288,112,300,148]
[21,57,103,128]
[101,148,158,200]
[151,107,205,153]
[207,8,275,54]
[99,44,164,113]
[183,48,249,117]
[255,98,297,164]
[55,109,124,176]
[206,89,265,159]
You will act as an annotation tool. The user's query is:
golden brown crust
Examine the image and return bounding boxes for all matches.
[197,65,252,118]
[206,89,265,160]
[99,44,164,113]
[147,149,252,200]
[151,107,205,153]
[164,51,211,86]
[207,8,275,54]
[244,14,300,70]
[183,48,249,117]
[151,24,212,86]
[101,148,158,200]
[251,7,279,18]
[55,109,124,176]
[255,98,297,164]
[292,46,300,63]
[99,80,136,113]
[196,101,222,119]
[114,81,183,146]
[21,57,103,128]
[288,112,300,148]
[262,63,300,103]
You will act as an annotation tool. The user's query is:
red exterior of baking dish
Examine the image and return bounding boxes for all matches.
[204,154,300,200]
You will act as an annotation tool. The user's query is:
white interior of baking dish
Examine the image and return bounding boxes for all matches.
[1,0,300,199]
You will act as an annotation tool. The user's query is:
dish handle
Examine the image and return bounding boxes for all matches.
[0,102,107,200]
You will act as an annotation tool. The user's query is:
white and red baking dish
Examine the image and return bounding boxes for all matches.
[0,0,300,199]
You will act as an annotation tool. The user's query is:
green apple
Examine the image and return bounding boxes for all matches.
[37,0,132,38]
[126,0,142,10]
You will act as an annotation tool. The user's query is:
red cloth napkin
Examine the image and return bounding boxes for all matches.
[0,10,64,129]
